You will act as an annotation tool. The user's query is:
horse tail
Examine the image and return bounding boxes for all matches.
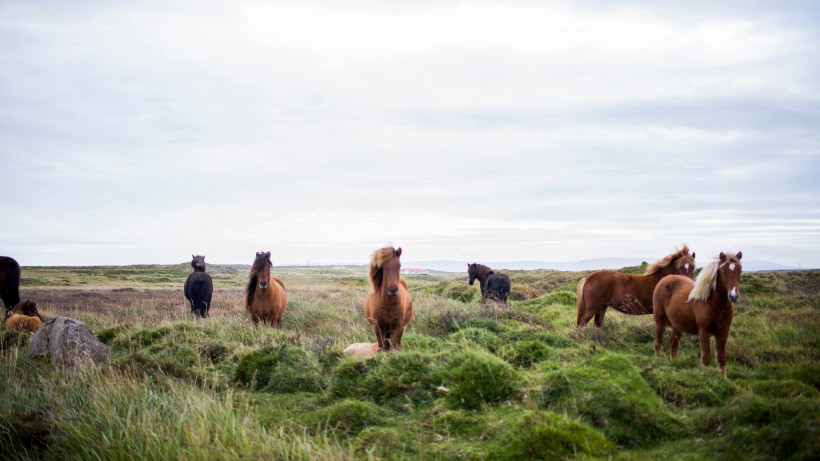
[576,277,587,326]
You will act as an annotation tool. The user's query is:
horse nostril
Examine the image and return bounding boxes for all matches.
[387,288,398,296]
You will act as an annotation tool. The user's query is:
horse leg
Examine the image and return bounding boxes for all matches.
[653,319,666,355]
[392,326,405,351]
[593,307,607,328]
[716,332,729,378]
[373,323,386,351]
[670,329,683,359]
[698,329,713,368]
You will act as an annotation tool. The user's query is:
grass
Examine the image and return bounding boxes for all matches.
[0,264,818,460]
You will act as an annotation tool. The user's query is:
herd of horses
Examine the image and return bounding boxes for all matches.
[1,244,744,377]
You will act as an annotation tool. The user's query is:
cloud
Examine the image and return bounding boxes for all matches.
[1,1,819,267]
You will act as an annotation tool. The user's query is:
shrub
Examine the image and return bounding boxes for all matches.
[436,350,523,410]
[95,324,127,345]
[448,328,501,352]
[540,353,685,447]
[489,411,616,460]
[498,340,554,368]
[313,399,383,437]
[441,283,478,303]
[702,394,820,460]
[0,330,30,349]
[355,427,412,459]
[643,365,739,408]
[235,346,325,393]
[360,351,436,405]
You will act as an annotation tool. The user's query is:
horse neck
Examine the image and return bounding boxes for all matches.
[475,266,494,285]
[192,267,205,272]
[705,270,731,310]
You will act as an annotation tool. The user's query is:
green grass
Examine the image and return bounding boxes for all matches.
[0,265,817,460]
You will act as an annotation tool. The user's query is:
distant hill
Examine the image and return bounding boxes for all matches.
[403,259,799,273]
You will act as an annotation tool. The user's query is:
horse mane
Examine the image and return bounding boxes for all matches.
[645,244,691,275]
[369,246,398,292]
[473,264,495,279]
[245,253,272,310]
[688,252,742,302]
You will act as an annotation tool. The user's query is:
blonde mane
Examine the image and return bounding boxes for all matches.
[645,244,692,275]
[688,252,742,302]
[368,246,398,291]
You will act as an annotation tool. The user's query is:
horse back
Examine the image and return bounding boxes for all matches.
[5,313,41,333]
[0,256,21,309]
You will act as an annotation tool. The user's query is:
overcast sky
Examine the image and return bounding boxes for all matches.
[2,0,819,268]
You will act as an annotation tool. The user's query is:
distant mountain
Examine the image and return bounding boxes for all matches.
[404,259,800,273]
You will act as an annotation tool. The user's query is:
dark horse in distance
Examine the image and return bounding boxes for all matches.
[0,256,21,319]
[467,263,512,305]
[184,255,213,318]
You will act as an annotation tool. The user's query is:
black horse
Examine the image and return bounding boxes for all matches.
[184,255,213,318]
[0,256,21,319]
[467,263,511,305]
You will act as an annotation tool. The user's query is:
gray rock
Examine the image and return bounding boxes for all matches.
[29,317,109,369]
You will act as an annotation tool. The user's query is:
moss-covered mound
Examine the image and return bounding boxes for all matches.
[643,365,739,408]
[235,345,325,393]
[489,411,616,460]
[540,352,685,447]
[436,350,523,410]
[331,352,436,406]
[312,399,384,437]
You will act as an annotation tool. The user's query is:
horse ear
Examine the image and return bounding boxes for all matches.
[736,251,742,260]
[691,252,695,259]
[396,247,402,257]
[265,251,271,258]
[192,254,195,259]
[719,252,727,262]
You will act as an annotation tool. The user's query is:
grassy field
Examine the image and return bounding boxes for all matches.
[1,264,818,460]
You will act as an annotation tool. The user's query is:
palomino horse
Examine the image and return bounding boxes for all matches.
[653,251,742,378]
[576,245,695,328]
[364,246,413,351]
[245,251,287,326]
[184,254,213,318]
[5,300,43,333]
[0,256,21,319]
[467,263,512,304]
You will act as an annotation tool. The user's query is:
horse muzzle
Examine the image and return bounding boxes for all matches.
[387,287,399,296]
[728,287,740,302]
[259,281,269,289]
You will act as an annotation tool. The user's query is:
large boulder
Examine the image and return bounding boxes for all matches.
[29,317,109,369]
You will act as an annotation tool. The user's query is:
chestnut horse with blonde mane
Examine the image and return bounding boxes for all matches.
[576,245,695,328]
[654,251,742,378]
[364,246,413,351]
[245,251,287,326]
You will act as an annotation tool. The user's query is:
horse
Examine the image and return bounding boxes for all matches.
[184,254,213,318]
[5,300,43,333]
[0,256,21,319]
[343,342,379,360]
[245,251,287,326]
[576,245,696,328]
[467,263,512,304]
[653,251,742,378]
[364,246,413,351]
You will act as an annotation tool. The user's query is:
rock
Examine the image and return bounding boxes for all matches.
[29,317,109,369]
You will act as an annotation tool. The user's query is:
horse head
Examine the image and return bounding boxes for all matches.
[379,247,402,296]
[719,251,743,302]
[254,251,272,289]
[191,254,206,272]
[676,250,696,278]
[11,299,42,320]
[467,263,478,285]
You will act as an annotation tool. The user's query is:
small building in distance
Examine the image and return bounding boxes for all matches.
[401,268,430,276]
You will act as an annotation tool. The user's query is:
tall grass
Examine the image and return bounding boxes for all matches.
[1,266,818,460]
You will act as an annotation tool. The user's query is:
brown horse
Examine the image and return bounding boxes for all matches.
[5,300,43,333]
[0,256,21,319]
[364,246,413,351]
[653,251,742,378]
[576,245,696,328]
[245,251,287,326]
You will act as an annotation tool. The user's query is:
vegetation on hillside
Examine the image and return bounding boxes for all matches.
[1,265,818,460]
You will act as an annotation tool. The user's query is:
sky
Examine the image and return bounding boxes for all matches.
[1,0,819,268]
